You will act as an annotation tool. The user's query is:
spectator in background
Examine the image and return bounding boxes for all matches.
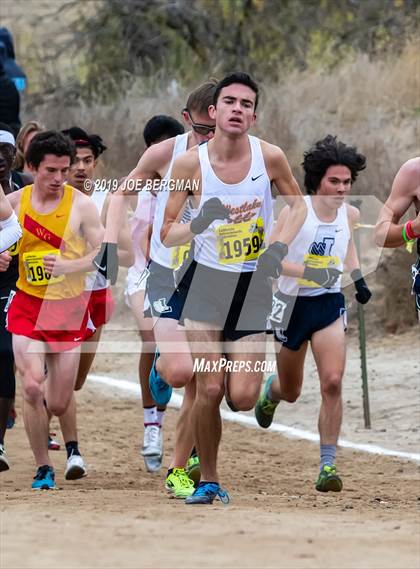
[0,43,20,137]
[13,121,44,178]
[0,28,27,92]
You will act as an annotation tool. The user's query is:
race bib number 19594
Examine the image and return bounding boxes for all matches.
[216,217,265,265]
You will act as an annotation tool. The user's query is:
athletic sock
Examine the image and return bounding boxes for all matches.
[65,441,80,459]
[143,406,158,426]
[156,409,165,427]
[190,446,197,458]
[320,444,336,470]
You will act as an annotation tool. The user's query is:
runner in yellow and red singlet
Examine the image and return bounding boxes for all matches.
[6,131,104,489]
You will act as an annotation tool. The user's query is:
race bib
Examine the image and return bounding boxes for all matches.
[216,217,265,265]
[8,240,20,257]
[298,253,341,287]
[22,249,64,286]
[171,243,191,269]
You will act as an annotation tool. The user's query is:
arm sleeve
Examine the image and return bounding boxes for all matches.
[0,211,22,253]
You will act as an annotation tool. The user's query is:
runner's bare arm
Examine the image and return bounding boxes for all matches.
[104,139,174,243]
[375,158,420,247]
[345,205,372,303]
[0,183,15,220]
[0,183,22,253]
[344,206,361,273]
[161,152,198,247]
[268,206,301,277]
[6,188,22,213]
[263,143,306,245]
[102,194,134,267]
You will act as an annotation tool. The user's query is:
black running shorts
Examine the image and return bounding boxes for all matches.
[179,261,272,341]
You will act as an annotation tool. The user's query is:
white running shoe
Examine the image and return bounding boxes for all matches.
[65,453,87,480]
[0,444,10,472]
[141,425,163,472]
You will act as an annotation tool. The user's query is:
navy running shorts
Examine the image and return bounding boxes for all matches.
[270,291,347,351]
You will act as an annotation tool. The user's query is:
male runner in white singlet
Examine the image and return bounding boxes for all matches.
[162,72,304,504]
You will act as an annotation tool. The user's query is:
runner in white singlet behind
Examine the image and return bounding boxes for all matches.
[255,135,372,493]
[102,80,218,498]
[124,115,185,473]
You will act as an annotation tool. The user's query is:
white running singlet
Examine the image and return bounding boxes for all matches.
[278,195,350,297]
[149,133,189,268]
[193,135,273,273]
[125,190,156,296]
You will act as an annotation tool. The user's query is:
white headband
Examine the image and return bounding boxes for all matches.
[0,130,16,146]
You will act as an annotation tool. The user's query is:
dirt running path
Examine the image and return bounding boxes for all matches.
[1,383,419,569]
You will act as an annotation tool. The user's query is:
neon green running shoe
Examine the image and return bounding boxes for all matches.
[315,465,343,493]
[165,467,195,499]
[186,455,201,487]
[254,375,279,429]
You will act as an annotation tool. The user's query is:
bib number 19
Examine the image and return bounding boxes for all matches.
[222,233,263,261]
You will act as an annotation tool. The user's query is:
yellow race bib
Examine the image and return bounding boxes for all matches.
[171,243,191,269]
[298,253,340,287]
[22,249,64,286]
[216,217,265,265]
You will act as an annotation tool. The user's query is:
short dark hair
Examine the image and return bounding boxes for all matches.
[26,130,76,169]
[186,79,218,116]
[61,126,107,159]
[302,135,366,195]
[213,72,259,111]
[143,115,185,147]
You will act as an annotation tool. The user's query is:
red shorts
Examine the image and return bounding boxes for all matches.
[7,290,89,352]
[86,287,115,331]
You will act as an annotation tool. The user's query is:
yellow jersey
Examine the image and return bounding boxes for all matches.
[16,184,87,300]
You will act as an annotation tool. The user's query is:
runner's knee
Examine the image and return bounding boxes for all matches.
[23,377,44,405]
[278,374,302,402]
[47,400,68,417]
[320,373,342,398]
[281,388,301,403]
[197,375,224,402]
[139,329,154,343]
[160,359,192,388]
[229,381,260,411]
[231,393,258,411]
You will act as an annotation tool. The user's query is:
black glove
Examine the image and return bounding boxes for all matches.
[256,241,289,279]
[303,266,342,288]
[93,242,119,285]
[351,269,372,304]
[190,198,230,235]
